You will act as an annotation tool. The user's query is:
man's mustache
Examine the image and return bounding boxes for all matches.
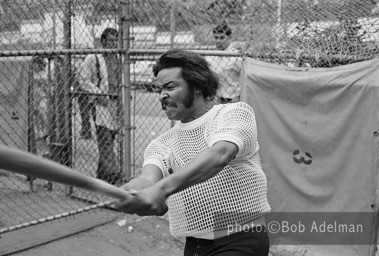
[161,100,177,109]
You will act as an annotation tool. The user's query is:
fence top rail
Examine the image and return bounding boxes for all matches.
[0,48,125,58]
[128,49,378,63]
[1,48,374,64]
[128,48,242,57]
[0,48,243,58]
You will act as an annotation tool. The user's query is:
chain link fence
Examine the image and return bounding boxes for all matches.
[1,0,379,249]
[0,0,126,236]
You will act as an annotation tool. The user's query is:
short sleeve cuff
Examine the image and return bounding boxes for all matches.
[142,158,168,177]
[208,134,244,157]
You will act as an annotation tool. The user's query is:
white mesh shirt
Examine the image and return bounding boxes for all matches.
[143,102,271,238]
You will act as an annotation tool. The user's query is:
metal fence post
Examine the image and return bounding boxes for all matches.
[121,0,132,179]
[169,0,177,128]
[62,0,73,195]
[276,0,282,49]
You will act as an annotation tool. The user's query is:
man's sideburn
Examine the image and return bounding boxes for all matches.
[183,86,196,108]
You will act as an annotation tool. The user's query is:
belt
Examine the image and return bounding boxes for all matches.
[190,215,266,240]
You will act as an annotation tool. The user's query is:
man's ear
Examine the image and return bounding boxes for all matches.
[195,88,202,94]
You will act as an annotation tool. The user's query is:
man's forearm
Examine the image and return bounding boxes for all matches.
[122,176,155,191]
[156,141,238,197]
[122,165,164,191]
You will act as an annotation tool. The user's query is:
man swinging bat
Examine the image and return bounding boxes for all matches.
[114,49,271,256]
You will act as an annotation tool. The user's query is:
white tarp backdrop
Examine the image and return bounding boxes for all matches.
[241,57,379,256]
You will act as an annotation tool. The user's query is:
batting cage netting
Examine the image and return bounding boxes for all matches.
[0,0,379,255]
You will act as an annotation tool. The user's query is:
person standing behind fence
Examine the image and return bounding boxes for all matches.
[30,56,49,142]
[77,63,94,140]
[207,21,242,104]
[78,27,121,185]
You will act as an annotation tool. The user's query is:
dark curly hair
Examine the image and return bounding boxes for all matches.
[152,48,219,99]
[100,27,118,45]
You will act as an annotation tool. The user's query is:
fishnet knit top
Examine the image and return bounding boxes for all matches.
[143,102,271,238]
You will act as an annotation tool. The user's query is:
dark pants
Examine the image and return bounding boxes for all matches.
[95,125,119,185]
[184,226,269,256]
[78,94,95,139]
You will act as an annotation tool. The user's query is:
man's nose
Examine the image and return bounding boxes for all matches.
[159,91,168,103]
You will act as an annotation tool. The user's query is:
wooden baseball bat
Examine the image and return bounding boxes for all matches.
[0,145,131,201]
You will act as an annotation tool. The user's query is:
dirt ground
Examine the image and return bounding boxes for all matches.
[1,209,185,256]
